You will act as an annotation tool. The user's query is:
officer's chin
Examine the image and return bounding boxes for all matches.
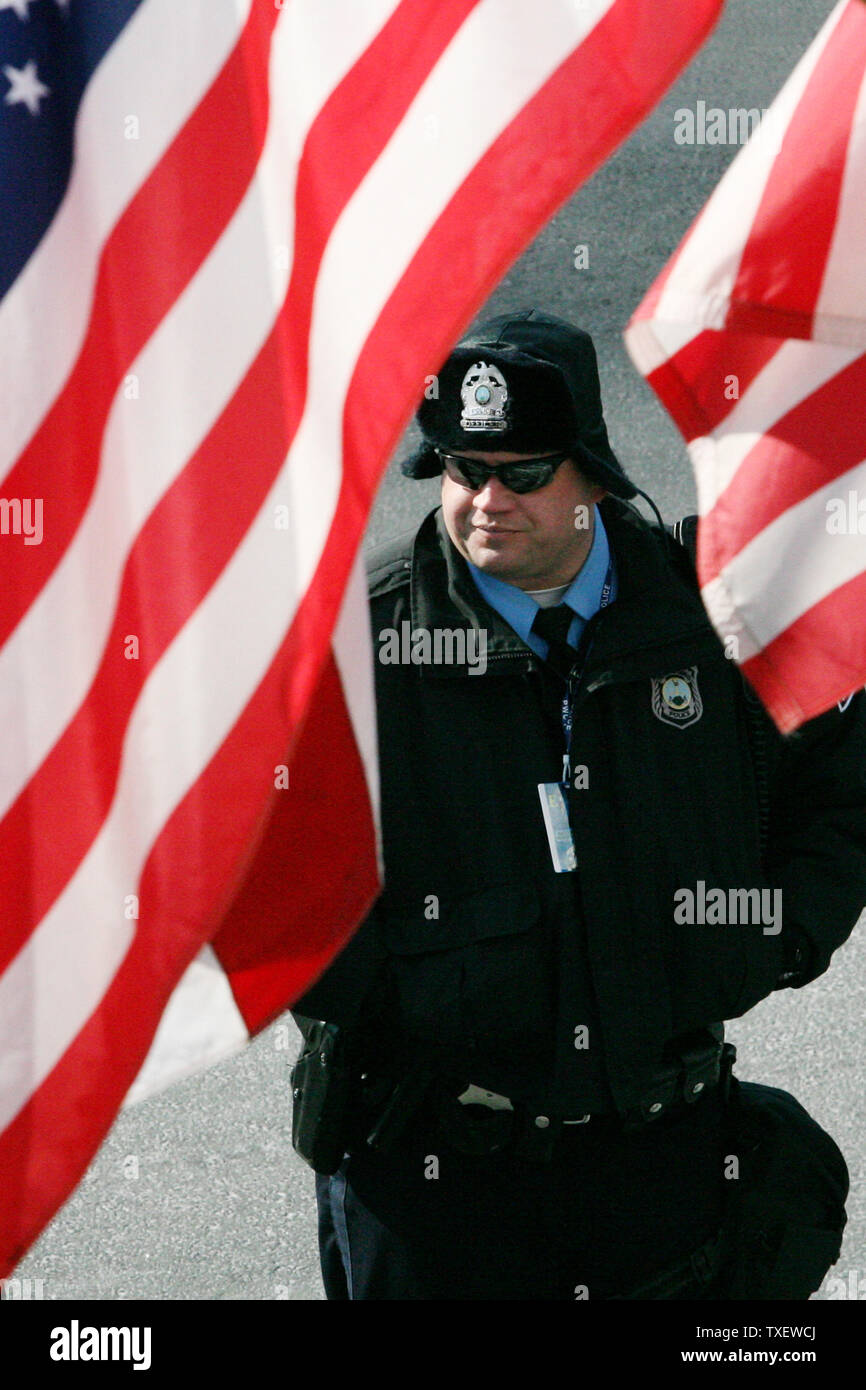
[466,527,524,561]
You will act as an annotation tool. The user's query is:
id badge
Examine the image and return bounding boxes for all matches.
[537,782,577,873]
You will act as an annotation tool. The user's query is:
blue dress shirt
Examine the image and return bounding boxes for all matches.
[467,506,617,660]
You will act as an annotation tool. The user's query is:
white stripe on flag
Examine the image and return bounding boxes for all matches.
[288,0,619,590]
[0,0,608,1132]
[0,0,253,479]
[702,456,866,656]
[125,550,380,1108]
[813,60,866,342]
[691,339,861,513]
[625,318,706,377]
[332,550,381,866]
[123,945,249,1107]
[642,3,838,341]
[0,0,399,823]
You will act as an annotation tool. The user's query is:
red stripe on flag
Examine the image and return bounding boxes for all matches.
[0,643,378,1280]
[0,331,291,977]
[333,0,728,520]
[643,330,784,442]
[0,0,476,974]
[0,0,728,1279]
[213,652,379,1032]
[269,0,730,747]
[725,3,865,338]
[0,0,728,1007]
[740,568,866,731]
[0,0,281,646]
[699,350,866,581]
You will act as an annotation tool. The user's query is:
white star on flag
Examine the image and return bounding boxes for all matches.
[0,0,35,21]
[3,59,50,115]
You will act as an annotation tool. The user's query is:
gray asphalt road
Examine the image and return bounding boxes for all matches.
[10,0,865,1304]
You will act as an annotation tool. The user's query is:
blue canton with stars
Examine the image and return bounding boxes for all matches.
[0,0,146,304]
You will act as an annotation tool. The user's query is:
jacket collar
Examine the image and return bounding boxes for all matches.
[409,500,718,680]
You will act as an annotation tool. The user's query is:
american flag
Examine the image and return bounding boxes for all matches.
[0,0,723,1277]
[626,0,866,734]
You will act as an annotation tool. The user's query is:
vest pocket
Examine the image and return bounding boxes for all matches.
[666,884,785,1032]
[378,883,550,1053]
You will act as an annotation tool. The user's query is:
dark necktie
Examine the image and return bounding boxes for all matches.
[531,604,576,681]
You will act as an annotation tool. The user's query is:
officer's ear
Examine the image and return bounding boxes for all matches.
[584,477,607,506]
[570,457,606,504]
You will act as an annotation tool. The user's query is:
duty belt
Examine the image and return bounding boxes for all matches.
[630,1030,729,1128]
[419,1035,732,1163]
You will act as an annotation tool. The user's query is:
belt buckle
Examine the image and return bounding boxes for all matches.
[459,1089,591,1129]
[439,1083,515,1156]
[456,1083,514,1112]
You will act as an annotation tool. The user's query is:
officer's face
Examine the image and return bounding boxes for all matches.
[441,450,606,590]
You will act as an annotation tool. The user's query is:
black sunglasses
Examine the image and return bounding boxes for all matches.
[435,449,572,494]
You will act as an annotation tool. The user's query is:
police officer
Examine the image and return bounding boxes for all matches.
[292,310,866,1300]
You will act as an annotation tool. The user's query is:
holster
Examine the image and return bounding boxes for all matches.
[291,1018,438,1174]
[290,1019,356,1176]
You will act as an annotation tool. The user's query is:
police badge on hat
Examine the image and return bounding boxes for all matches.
[460,361,509,432]
[651,667,703,729]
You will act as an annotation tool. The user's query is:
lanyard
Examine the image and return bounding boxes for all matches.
[559,563,613,762]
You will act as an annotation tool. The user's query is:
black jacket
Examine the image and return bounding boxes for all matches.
[296,498,866,1119]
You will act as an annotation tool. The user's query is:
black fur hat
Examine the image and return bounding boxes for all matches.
[402,309,636,500]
